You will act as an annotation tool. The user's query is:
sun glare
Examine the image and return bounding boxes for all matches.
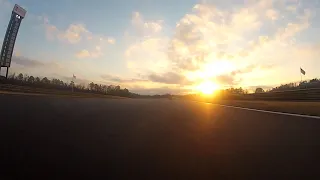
[185,60,235,83]
[196,81,219,95]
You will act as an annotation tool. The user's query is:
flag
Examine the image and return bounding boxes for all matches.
[73,74,76,79]
[300,68,306,75]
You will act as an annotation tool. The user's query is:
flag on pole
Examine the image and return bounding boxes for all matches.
[300,68,306,75]
[73,74,76,79]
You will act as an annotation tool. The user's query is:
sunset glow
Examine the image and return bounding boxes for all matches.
[196,80,219,95]
[3,0,319,94]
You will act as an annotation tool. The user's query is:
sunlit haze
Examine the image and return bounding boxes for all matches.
[1,0,319,94]
[196,80,219,95]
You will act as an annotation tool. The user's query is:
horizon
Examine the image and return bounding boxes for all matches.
[1,0,320,95]
[4,71,318,95]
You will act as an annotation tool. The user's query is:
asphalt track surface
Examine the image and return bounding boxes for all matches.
[1,95,320,179]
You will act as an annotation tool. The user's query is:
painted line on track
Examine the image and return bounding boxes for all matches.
[209,103,320,119]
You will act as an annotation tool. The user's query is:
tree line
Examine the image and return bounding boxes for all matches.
[0,73,132,97]
[254,78,320,93]
[269,78,320,92]
[221,78,320,94]
[1,72,319,97]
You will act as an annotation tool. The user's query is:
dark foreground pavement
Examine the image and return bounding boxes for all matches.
[1,95,320,179]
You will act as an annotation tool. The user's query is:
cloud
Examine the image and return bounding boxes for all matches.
[275,10,311,41]
[131,12,163,36]
[39,16,116,50]
[76,50,91,58]
[42,16,115,58]
[122,0,317,93]
[45,24,59,41]
[100,74,147,84]
[56,74,91,85]
[131,86,190,95]
[213,64,275,87]
[100,72,192,94]
[101,74,123,82]
[167,2,270,71]
[40,17,117,59]
[169,1,311,68]
[124,12,172,79]
[125,37,170,74]
[9,56,71,78]
[122,2,289,88]
[148,72,190,85]
[231,64,260,75]
[76,47,103,59]
[167,0,310,71]
[44,21,89,44]
[286,5,297,12]
[3,0,317,95]
[266,9,279,20]
[213,65,257,86]
[107,37,115,44]
[11,56,44,67]
[215,74,238,86]
[58,24,88,44]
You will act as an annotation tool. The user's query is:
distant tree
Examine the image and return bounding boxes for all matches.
[8,73,16,80]
[1,72,132,98]
[23,74,29,82]
[255,87,265,93]
[236,87,244,94]
[51,78,61,85]
[123,88,129,94]
[89,82,95,91]
[41,77,50,84]
[102,85,107,94]
[94,83,99,92]
[28,76,35,84]
[17,73,24,81]
[224,87,246,94]
[69,81,74,87]
[76,84,85,90]
[35,77,41,84]
[106,85,112,94]
[310,78,319,83]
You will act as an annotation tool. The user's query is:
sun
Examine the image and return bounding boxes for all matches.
[196,81,219,95]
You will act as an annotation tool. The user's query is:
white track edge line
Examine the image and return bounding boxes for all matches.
[209,103,320,119]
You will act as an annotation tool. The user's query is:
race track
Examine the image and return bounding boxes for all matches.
[1,95,320,179]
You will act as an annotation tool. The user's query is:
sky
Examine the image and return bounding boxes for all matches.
[0,0,320,94]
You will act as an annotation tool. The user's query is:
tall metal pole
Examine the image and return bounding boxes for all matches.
[71,74,76,93]
[6,67,9,79]
[0,4,26,78]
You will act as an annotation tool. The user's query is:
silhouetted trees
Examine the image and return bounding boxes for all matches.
[1,73,132,97]
[270,78,320,92]
[2,72,319,98]
[255,87,265,93]
[223,87,247,94]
